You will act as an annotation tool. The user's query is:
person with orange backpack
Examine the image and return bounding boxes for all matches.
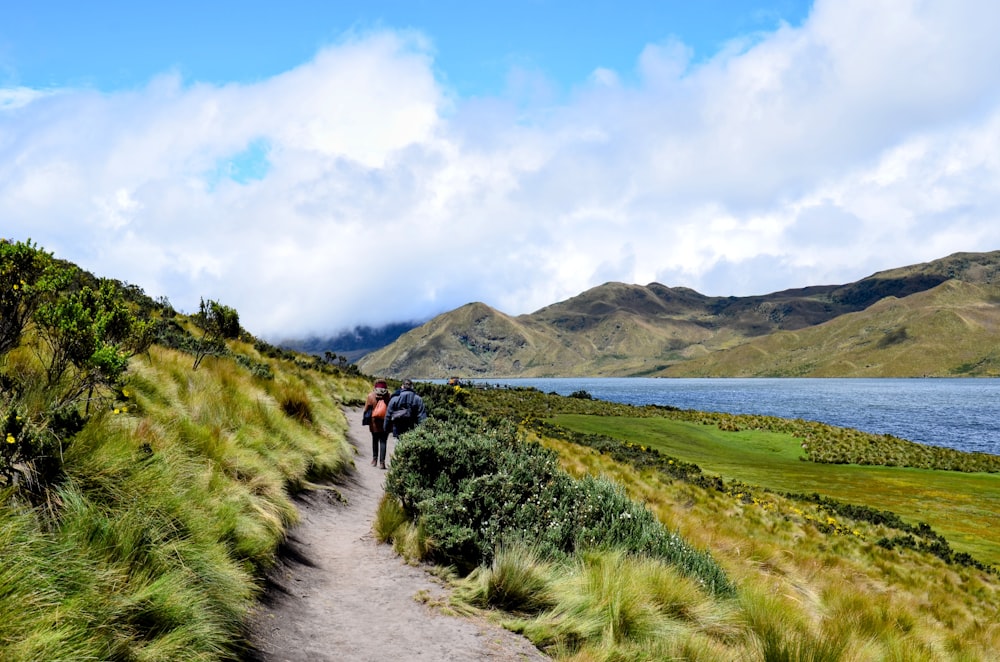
[362,378,392,468]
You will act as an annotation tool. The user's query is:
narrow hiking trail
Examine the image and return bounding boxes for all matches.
[246,407,548,662]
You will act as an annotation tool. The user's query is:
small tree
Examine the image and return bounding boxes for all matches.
[1,244,155,492]
[192,298,240,369]
[0,239,68,357]
[35,279,153,403]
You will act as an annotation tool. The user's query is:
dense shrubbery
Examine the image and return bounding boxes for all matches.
[384,415,735,597]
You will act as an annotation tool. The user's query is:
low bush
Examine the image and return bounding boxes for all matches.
[384,417,735,596]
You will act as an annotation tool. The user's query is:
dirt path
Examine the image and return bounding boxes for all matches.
[245,407,548,662]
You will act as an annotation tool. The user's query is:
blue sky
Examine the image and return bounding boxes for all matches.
[4,1,809,94]
[4,1,1000,338]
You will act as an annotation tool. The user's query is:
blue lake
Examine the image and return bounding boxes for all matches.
[448,378,1000,456]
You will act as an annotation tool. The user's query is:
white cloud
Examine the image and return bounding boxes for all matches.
[0,86,47,109]
[4,1,1000,339]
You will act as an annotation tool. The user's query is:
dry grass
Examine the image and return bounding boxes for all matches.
[518,434,1000,660]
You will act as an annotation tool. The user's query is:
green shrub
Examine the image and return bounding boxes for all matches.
[384,417,734,595]
[192,298,240,370]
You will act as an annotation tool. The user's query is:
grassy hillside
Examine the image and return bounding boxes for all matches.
[377,384,1000,660]
[664,280,1000,376]
[358,301,584,377]
[1,240,369,660]
[359,250,1000,378]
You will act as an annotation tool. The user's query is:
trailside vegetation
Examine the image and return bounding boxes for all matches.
[383,417,734,597]
[378,382,1000,660]
[0,239,370,660]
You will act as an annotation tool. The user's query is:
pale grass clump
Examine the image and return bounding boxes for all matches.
[274,381,314,425]
[485,549,743,659]
[456,543,556,614]
[374,492,408,544]
[393,519,432,561]
[374,494,433,561]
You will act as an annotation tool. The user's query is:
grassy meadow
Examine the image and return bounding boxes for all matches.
[376,383,1000,661]
[550,413,1000,566]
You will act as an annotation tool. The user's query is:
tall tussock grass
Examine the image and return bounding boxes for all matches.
[458,544,556,614]
[1,337,368,660]
[452,545,742,660]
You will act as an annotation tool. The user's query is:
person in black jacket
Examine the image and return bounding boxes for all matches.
[384,379,427,452]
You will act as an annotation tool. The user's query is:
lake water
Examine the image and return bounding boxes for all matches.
[450,378,1000,456]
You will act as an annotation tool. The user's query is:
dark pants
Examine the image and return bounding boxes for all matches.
[371,430,390,464]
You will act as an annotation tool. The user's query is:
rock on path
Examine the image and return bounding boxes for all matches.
[246,407,549,662]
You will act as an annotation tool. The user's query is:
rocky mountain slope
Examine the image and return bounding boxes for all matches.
[357,251,1000,378]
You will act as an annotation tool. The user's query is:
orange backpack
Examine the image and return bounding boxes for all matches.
[372,398,388,419]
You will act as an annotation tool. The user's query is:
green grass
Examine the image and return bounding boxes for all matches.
[550,413,1000,566]
[1,335,371,660]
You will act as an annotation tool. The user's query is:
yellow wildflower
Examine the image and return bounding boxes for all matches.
[5,434,15,444]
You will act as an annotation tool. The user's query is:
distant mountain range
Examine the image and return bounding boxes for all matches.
[353,250,1000,378]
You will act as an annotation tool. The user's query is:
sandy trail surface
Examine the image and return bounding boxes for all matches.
[246,407,548,662]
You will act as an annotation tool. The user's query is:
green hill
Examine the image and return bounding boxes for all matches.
[358,250,1000,378]
[0,239,370,659]
[666,279,1000,376]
